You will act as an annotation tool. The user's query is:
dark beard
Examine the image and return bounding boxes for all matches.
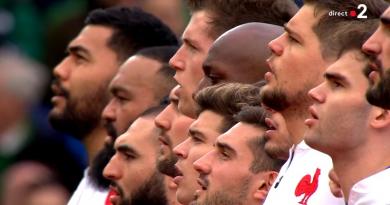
[260,87,290,111]
[157,152,180,177]
[48,80,109,139]
[120,172,168,205]
[89,141,115,189]
[366,68,390,109]
[89,121,119,189]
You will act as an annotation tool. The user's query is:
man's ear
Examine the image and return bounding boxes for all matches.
[253,171,278,202]
[370,107,390,129]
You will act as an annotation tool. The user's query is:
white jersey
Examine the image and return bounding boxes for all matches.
[264,141,344,205]
[348,168,390,205]
[67,169,109,205]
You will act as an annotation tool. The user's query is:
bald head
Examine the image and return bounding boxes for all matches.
[199,22,283,90]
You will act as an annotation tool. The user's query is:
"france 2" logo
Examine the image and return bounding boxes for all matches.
[328,4,367,19]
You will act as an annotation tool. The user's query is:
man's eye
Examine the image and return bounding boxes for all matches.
[287,35,299,43]
[208,75,220,85]
[115,96,128,103]
[123,153,136,161]
[72,53,88,64]
[330,81,343,88]
[191,136,203,144]
[187,42,198,52]
[219,151,229,160]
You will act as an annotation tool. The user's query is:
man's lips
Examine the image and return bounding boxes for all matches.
[305,106,319,127]
[173,84,182,98]
[109,185,120,196]
[266,56,272,67]
[368,71,380,85]
[197,176,208,191]
[108,186,121,205]
[263,59,275,82]
[264,72,275,82]
[51,81,69,99]
[158,135,170,146]
[309,106,319,120]
[52,85,63,96]
[368,61,379,72]
[264,117,277,140]
[172,165,183,185]
[265,117,277,131]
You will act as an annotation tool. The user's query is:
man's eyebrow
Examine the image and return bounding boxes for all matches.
[216,141,236,156]
[188,128,205,140]
[284,24,297,36]
[380,15,390,26]
[68,45,90,57]
[183,37,200,49]
[110,85,131,97]
[116,144,139,158]
[324,72,347,83]
[170,97,179,106]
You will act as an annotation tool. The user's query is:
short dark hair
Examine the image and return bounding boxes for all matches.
[303,0,388,60]
[85,6,178,63]
[235,106,285,173]
[186,0,298,39]
[195,83,262,132]
[136,46,178,103]
[234,105,267,129]
[136,46,179,63]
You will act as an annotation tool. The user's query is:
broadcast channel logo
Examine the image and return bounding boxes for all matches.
[328,4,368,19]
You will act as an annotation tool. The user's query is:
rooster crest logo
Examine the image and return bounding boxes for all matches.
[294,168,321,205]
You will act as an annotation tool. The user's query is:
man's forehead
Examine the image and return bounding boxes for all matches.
[197,110,223,126]
[327,51,367,75]
[286,5,318,35]
[116,58,160,85]
[182,11,214,48]
[324,53,370,90]
[216,123,258,153]
[115,132,131,148]
[115,119,156,144]
[70,25,112,47]
[229,122,262,138]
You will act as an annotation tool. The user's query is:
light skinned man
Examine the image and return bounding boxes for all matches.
[305,48,390,204]
[154,85,195,204]
[193,106,284,205]
[173,83,264,205]
[260,0,387,204]
[155,85,195,178]
[170,0,297,118]
[363,7,390,109]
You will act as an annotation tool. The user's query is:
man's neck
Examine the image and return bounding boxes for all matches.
[82,126,107,165]
[333,134,390,201]
[283,108,311,145]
